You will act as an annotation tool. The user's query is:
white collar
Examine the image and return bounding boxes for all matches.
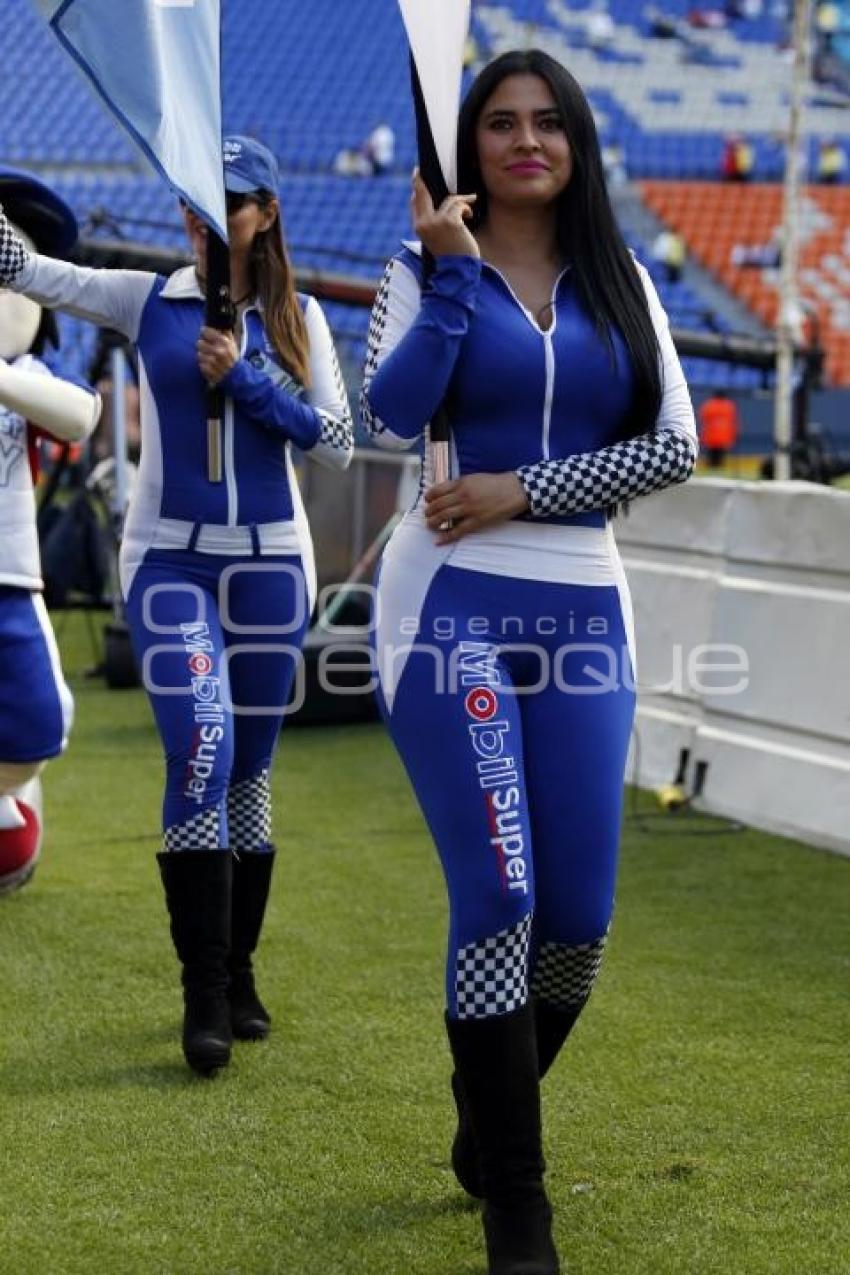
[159,265,204,300]
[159,265,260,310]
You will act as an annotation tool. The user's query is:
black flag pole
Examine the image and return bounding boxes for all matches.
[410,52,453,492]
[205,227,234,483]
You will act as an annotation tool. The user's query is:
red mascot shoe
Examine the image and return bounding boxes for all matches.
[0,778,44,895]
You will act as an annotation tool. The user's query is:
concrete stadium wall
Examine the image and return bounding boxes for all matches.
[618,477,850,856]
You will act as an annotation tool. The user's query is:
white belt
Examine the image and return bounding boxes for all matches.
[397,509,620,586]
[150,517,302,557]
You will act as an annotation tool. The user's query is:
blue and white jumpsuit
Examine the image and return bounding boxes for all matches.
[362,247,696,1022]
[6,249,353,855]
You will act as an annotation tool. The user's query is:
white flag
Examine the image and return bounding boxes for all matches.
[398,0,471,194]
[33,0,227,240]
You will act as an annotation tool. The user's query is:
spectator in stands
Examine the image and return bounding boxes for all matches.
[689,9,727,29]
[646,6,680,38]
[722,133,754,181]
[699,389,740,466]
[602,141,629,186]
[731,227,783,268]
[332,146,372,177]
[523,20,540,48]
[588,1,616,50]
[816,1,840,49]
[816,137,847,183]
[0,135,354,1077]
[652,227,687,282]
[464,31,483,79]
[812,41,850,92]
[363,122,396,176]
[362,47,696,1275]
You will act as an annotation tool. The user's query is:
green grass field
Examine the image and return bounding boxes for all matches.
[1,611,848,1275]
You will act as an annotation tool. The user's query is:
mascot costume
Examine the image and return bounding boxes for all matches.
[0,169,100,894]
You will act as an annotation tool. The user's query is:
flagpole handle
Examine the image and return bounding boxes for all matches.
[205,231,234,485]
[207,392,223,484]
[431,441,450,486]
[429,405,453,530]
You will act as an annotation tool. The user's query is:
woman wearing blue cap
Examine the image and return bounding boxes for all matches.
[0,135,353,1076]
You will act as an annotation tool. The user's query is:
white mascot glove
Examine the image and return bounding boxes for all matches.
[0,357,100,442]
[0,203,100,440]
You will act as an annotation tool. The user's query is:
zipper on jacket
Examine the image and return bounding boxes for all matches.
[542,332,555,460]
[224,395,237,525]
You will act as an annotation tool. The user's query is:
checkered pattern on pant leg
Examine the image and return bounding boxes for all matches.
[455,914,533,1019]
[162,805,222,852]
[0,206,31,286]
[517,430,697,518]
[359,261,393,439]
[530,934,608,1010]
[226,770,272,851]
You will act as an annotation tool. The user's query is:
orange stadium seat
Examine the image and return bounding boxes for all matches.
[639,181,850,387]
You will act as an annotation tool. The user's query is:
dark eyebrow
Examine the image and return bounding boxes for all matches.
[483,107,562,121]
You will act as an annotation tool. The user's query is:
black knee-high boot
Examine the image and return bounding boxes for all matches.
[445,1004,560,1275]
[534,998,584,1081]
[157,849,233,1075]
[228,849,275,1040]
[449,997,586,1199]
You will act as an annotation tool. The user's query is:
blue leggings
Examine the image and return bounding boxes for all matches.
[376,563,635,1019]
[124,549,310,852]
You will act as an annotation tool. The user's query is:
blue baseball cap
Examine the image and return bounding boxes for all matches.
[0,166,78,256]
[223,135,280,196]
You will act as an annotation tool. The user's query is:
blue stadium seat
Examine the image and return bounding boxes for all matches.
[2,0,841,388]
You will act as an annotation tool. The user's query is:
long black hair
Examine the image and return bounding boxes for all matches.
[457,49,662,437]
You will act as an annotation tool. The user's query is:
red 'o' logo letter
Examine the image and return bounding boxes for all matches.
[189,652,213,676]
[465,687,498,721]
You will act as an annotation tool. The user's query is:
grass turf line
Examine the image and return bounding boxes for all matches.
[0,610,847,1275]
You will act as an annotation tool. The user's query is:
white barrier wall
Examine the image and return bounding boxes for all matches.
[617,478,850,855]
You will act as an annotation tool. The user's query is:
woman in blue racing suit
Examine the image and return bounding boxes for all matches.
[0,136,353,1076]
[361,52,696,1274]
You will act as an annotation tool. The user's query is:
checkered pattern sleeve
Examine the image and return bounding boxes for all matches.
[518,259,698,517]
[303,296,354,470]
[360,252,481,449]
[360,260,403,446]
[0,204,32,285]
[517,426,697,517]
[0,203,154,340]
